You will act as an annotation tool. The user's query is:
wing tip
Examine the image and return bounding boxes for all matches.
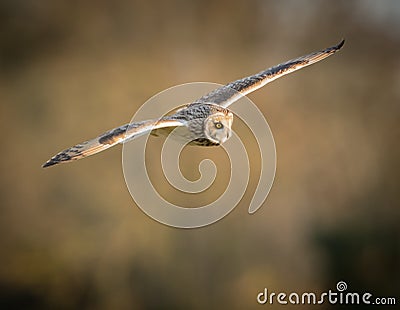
[42,159,59,168]
[331,39,345,52]
[336,38,345,50]
[42,152,72,168]
[321,39,345,56]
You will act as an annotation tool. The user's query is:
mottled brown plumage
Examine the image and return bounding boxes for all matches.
[43,40,344,168]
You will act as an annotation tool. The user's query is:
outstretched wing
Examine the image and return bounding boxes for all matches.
[42,118,185,168]
[193,39,345,108]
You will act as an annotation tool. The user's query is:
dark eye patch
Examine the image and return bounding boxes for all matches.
[215,122,223,129]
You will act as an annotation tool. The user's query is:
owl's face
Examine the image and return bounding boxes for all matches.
[204,112,233,145]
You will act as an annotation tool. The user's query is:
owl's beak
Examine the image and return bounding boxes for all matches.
[223,130,232,143]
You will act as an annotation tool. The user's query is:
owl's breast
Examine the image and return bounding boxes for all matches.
[188,138,220,147]
[151,126,217,146]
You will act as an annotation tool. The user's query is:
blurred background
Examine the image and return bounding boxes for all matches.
[1,0,399,309]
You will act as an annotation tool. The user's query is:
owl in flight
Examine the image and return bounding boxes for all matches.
[43,40,344,168]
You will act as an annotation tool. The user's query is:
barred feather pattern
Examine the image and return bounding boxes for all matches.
[43,40,344,167]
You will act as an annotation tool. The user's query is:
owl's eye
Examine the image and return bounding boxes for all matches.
[215,122,223,129]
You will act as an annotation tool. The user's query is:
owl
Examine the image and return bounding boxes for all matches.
[43,40,344,168]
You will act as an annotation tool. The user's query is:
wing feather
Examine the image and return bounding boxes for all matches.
[193,40,345,107]
[42,118,185,167]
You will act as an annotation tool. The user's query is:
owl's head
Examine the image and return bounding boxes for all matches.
[204,112,233,145]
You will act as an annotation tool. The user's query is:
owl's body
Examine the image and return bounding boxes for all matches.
[153,103,233,146]
[43,40,344,168]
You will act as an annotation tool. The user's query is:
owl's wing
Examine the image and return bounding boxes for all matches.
[42,118,185,167]
[193,40,344,108]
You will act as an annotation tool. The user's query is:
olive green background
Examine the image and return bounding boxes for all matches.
[1,1,399,309]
